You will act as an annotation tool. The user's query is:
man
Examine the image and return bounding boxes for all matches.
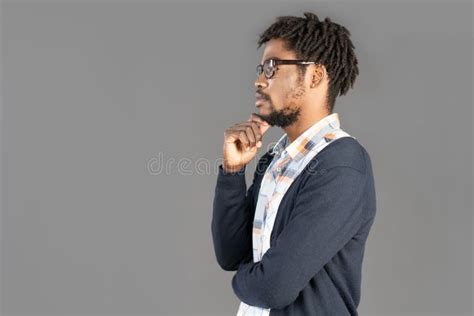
[211,12,376,315]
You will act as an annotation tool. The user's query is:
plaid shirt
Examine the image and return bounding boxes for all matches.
[237,112,355,315]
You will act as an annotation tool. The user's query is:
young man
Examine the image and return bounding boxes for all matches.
[211,12,376,315]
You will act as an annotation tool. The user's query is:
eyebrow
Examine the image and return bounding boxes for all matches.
[262,56,282,63]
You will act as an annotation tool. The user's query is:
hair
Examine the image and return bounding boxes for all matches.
[257,12,359,113]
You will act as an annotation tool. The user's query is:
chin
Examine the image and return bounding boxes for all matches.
[258,107,271,114]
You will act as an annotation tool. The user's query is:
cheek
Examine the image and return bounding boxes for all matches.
[267,73,298,106]
[268,81,288,104]
[285,78,305,100]
[291,85,306,99]
[264,81,279,104]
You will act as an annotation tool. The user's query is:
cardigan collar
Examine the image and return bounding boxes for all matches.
[269,112,341,162]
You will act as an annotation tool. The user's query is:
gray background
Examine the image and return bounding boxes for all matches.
[1,1,472,315]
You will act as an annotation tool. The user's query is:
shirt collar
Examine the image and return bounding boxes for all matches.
[269,112,341,161]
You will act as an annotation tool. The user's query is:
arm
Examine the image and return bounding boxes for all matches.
[231,166,367,309]
[211,164,257,271]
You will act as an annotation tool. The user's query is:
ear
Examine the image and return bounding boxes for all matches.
[310,65,326,88]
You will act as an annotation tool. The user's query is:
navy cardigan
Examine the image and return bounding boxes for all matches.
[211,137,376,315]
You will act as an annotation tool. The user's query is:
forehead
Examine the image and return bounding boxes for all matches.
[260,38,297,63]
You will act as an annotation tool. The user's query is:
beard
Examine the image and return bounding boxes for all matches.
[256,81,305,128]
[256,104,301,128]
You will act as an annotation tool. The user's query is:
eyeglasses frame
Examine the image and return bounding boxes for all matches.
[256,59,322,79]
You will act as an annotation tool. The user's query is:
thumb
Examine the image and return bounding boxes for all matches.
[248,113,271,135]
[258,121,271,135]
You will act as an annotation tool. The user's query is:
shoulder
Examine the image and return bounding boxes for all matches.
[310,136,370,174]
[296,137,373,195]
[255,136,373,176]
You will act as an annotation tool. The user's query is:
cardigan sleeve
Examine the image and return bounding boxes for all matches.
[231,165,367,309]
[211,164,257,271]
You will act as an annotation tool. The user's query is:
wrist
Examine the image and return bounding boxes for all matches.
[222,163,245,174]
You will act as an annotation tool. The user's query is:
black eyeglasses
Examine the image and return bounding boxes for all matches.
[256,59,320,79]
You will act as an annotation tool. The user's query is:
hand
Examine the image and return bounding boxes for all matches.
[222,113,271,172]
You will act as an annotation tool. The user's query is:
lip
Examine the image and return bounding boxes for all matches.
[255,93,266,107]
[255,98,266,107]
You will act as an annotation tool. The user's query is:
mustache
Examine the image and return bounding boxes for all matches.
[256,91,269,100]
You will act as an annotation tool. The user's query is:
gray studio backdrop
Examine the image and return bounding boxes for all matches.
[1,1,472,316]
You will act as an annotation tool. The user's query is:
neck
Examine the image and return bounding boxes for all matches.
[284,108,330,143]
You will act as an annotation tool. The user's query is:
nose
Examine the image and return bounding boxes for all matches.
[254,73,268,89]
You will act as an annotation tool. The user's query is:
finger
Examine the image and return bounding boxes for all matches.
[242,119,263,138]
[231,125,256,148]
[224,128,240,144]
[235,122,260,146]
[248,113,269,126]
[235,129,250,150]
[246,121,262,143]
[249,114,271,135]
[244,125,257,147]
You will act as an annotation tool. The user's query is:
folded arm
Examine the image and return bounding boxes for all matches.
[231,166,367,309]
[211,164,256,271]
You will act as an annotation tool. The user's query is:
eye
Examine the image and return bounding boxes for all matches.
[264,67,273,78]
[262,59,277,78]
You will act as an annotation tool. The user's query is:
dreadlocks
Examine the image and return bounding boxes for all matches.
[257,12,359,113]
